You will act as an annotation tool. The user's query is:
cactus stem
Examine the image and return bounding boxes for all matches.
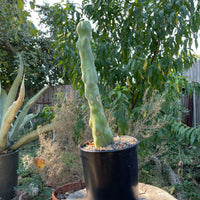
[76,21,113,148]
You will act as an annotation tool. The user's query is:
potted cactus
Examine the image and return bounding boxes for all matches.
[76,21,139,200]
[0,53,54,200]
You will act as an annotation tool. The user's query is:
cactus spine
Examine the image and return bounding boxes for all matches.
[76,21,113,148]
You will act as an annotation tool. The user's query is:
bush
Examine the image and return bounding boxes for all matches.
[36,92,90,188]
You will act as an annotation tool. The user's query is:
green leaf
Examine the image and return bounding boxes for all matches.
[179,125,185,134]
[3,54,24,117]
[29,1,35,10]
[17,0,24,10]
[190,131,196,144]
[143,59,148,71]
[19,112,38,131]
[187,128,194,138]
[0,86,7,126]
[0,78,25,151]
[9,85,49,142]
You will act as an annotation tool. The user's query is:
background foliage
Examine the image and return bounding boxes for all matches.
[37,0,200,199]
[0,0,62,90]
[1,0,200,199]
[38,0,200,138]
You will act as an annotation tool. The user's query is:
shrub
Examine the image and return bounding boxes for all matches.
[36,92,89,188]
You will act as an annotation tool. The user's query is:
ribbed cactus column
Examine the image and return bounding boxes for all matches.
[76,21,113,148]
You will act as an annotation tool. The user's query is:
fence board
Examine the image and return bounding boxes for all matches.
[183,59,200,83]
[31,85,74,112]
[181,60,200,126]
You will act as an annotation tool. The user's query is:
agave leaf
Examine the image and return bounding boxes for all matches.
[8,109,40,143]
[19,111,39,131]
[0,77,25,152]
[0,85,7,127]
[9,123,54,151]
[3,53,24,116]
[9,85,49,142]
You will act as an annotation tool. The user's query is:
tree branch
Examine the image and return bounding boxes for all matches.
[0,37,18,55]
[3,39,18,55]
[151,41,159,64]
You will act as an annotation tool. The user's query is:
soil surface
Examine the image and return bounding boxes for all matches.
[82,135,138,151]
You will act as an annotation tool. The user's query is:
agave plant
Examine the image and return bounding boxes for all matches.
[0,53,54,154]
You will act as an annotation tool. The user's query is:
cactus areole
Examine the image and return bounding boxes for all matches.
[76,21,113,148]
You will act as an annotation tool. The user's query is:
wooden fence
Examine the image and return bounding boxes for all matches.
[31,85,74,112]
[30,60,200,126]
[181,93,200,127]
[183,59,200,83]
[182,59,200,127]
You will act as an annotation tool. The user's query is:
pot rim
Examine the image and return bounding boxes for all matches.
[52,181,85,200]
[0,149,19,157]
[79,135,139,153]
[18,191,28,200]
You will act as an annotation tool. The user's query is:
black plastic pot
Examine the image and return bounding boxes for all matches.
[79,136,139,200]
[0,150,19,200]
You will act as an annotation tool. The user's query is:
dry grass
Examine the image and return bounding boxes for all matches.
[37,92,90,188]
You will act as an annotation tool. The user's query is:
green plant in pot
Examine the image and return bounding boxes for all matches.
[76,20,139,200]
[0,53,54,200]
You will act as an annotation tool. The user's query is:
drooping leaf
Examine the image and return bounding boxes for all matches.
[19,112,38,131]
[3,54,24,116]
[143,59,148,71]
[0,77,25,152]
[0,85,7,127]
[9,85,49,142]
